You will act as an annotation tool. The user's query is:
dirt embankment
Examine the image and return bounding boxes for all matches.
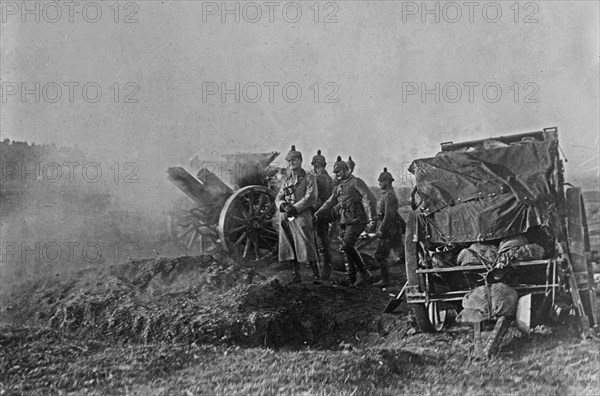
[2,256,405,349]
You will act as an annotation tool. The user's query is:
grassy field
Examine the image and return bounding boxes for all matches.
[1,256,598,395]
[1,323,598,395]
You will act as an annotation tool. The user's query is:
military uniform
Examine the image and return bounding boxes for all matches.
[275,146,318,284]
[375,189,405,257]
[373,168,406,287]
[314,168,334,210]
[311,150,335,281]
[316,157,377,285]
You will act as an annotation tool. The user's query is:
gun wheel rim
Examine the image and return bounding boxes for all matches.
[219,185,278,261]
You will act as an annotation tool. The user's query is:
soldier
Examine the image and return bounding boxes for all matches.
[311,149,335,283]
[372,168,405,288]
[275,145,319,285]
[347,156,356,174]
[315,156,377,286]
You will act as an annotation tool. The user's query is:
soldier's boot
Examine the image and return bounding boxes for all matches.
[349,248,371,287]
[309,261,322,284]
[372,258,391,288]
[342,252,357,286]
[286,260,301,285]
[318,247,332,283]
[483,316,511,358]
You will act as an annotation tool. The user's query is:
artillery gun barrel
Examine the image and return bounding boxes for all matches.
[197,168,233,197]
[167,167,219,204]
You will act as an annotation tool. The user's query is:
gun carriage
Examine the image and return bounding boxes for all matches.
[167,152,282,260]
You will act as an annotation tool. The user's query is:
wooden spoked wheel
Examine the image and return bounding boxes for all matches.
[218,186,278,261]
[167,203,220,253]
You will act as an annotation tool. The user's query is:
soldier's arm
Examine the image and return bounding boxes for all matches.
[325,175,334,197]
[294,173,317,213]
[316,188,338,215]
[355,178,377,220]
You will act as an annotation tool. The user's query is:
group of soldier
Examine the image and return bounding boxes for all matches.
[275,145,405,288]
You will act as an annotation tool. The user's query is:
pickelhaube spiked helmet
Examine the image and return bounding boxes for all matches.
[285,145,302,161]
[311,149,326,166]
[333,156,349,172]
[347,156,356,173]
[378,167,394,182]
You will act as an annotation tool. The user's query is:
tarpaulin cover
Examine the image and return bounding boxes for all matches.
[409,139,556,243]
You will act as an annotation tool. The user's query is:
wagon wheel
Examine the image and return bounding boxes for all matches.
[218,185,278,261]
[427,301,448,332]
[405,213,436,332]
[168,204,220,253]
[566,187,597,327]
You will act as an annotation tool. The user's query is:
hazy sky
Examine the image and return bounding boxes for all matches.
[1,0,598,188]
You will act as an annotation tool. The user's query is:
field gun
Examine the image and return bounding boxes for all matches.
[167,152,281,260]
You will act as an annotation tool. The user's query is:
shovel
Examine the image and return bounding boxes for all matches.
[383,281,409,313]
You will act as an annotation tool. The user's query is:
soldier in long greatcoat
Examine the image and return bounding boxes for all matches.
[275,145,319,284]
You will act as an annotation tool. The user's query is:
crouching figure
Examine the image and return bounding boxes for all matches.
[456,281,519,358]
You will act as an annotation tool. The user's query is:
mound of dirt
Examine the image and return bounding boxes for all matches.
[3,256,406,349]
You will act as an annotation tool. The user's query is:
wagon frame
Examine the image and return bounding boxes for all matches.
[404,127,597,335]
